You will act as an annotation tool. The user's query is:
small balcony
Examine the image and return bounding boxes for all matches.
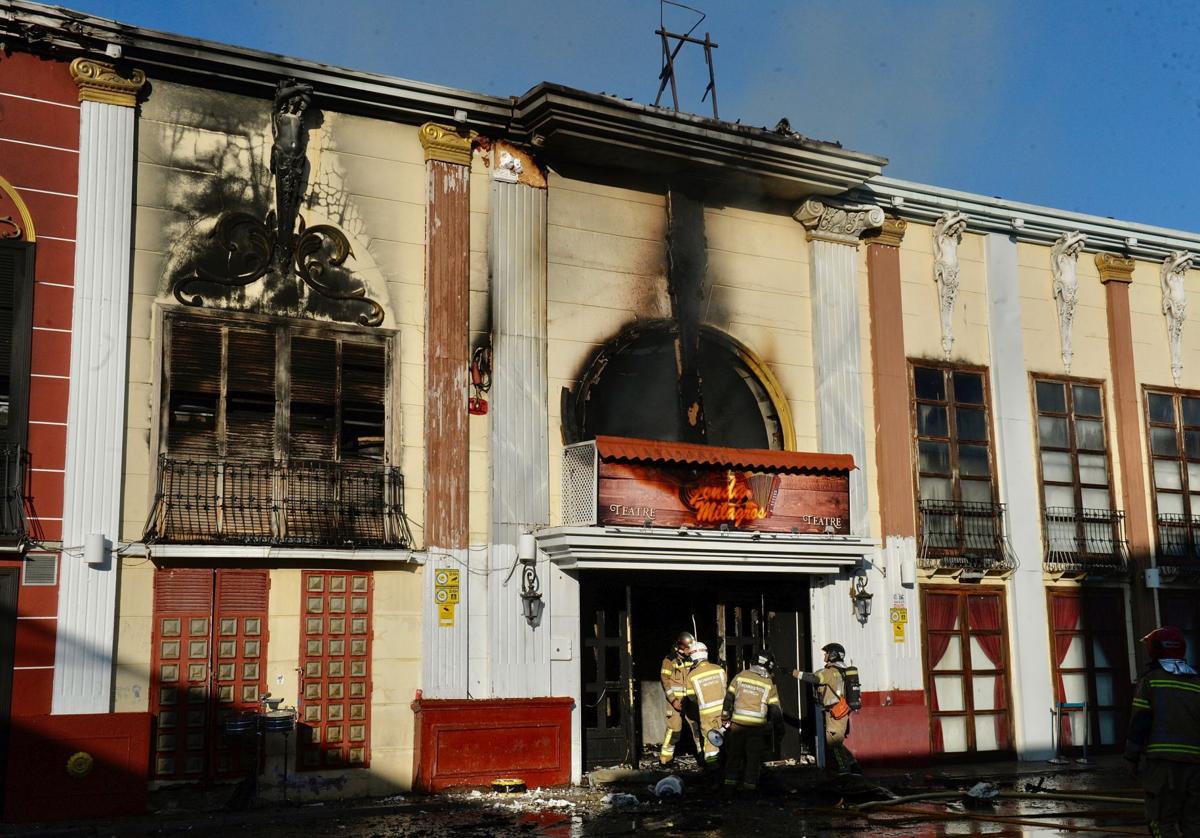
[1155,513,1200,575]
[919,499,1019,576]
[145,456,412,549]
[0,445,28,544]
[1043,507,1130,577]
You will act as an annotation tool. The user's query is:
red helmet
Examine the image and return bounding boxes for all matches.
[1143,626,1187,660]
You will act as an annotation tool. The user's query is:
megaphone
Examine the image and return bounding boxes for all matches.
[707,726,726,748]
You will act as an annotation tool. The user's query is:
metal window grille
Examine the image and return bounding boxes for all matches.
[561,441,598,526]
[1156,513,1200,575]
[1043,507,1129,575]
[144,456,412,549]
[918,499,1019,574]
[0,445,28,544]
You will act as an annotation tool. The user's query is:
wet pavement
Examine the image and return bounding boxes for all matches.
[0,755,1150,837]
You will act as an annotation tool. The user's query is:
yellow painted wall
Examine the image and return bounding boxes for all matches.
[117,81,428,793]
[899,225,991,365]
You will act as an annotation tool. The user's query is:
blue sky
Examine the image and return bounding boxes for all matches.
[66,0,1200,230]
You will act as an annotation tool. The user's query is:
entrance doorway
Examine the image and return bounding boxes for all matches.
[580,570,810,770]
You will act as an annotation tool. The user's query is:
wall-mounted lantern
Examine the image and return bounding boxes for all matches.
[850,574,873,625]
[518,532,544,627]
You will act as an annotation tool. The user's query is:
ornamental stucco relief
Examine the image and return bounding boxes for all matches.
[932,211,967,360]
[1161,250,1192,385]
[1050,231,1086,372]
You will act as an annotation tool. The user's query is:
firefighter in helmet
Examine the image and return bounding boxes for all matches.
[659,631,696,766]
[684,642,728,771]
[1126,626,1200,837]
[720,649,781,796]
[817,642,860,775]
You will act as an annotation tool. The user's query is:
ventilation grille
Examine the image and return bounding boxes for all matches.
[22,552,57,586]
[216,569,270,613]
[561,441,598,526]
[153,568,213,613]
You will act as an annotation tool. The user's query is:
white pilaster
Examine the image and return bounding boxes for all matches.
[488,174,551,698]
[985,232,1054,760]
[53,91,139,714]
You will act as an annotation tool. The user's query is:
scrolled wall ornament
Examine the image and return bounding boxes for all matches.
[69,57,146,107]
[170,77,385,327]
[1050,231,1087,372]
[933,211,968,360]
[0,216,20,240]
[1161,250,1192,386]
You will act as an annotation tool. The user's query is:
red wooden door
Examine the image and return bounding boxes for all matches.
[150,568,269,781]
[298,570,373,769]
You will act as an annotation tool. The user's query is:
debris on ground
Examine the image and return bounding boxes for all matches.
[600,792,640,807]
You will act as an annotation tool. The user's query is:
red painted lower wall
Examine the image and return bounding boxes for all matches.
[845,690,930,764]
[4,713,152,822]
[412,697,573,792]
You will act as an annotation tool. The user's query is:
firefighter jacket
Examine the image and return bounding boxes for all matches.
[687,660,729,719]
[1127,659,1200,764]
[661,654,691,703]
[722,665,780,727]
[817,663,846,710]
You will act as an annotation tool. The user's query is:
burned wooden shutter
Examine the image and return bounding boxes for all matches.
[167,319,223,456]
[289,336,337,461]
[340,342,386,462]
[224,326,277,460]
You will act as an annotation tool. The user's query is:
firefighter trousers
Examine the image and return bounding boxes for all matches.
[825,712,860,775]
[697,711,723,768]
[1141,759,1200,838]
[723,723,769,791]
[660,703,695,764]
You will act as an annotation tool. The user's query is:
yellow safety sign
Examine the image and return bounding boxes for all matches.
[889,607,908,624]
[438,602,456,627]
[434,569,461,588]
[434,587,460,604]
[892,621,906,643]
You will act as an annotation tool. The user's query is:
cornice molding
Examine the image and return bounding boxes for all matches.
[1095,253,1136,284]
[419,122,477,166]
[794,197,884,245]
[867,215,907,247]
[69,58,146,107]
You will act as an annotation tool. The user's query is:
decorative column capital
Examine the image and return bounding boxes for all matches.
[1095,252,1136,284]
[419,122,477,166]
[866,215,908,247]
[793,197,884,245]
[69,58,146,107]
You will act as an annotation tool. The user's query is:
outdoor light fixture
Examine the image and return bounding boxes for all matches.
[850,574,873,625]
[517,533,544,628]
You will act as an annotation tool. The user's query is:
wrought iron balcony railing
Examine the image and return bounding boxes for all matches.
[1043,507,1130,575]
[145,456,412,549]
[0,445,28,544]
[1155,513,1200,571]
[918,499,1019,574]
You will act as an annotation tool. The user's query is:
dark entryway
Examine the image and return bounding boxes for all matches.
[580,570,810,770]
[0,568,16,801]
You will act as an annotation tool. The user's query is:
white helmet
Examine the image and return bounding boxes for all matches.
[689,642,709,663]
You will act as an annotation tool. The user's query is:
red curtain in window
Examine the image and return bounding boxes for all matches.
[1051,593,1082,746]
[924,593,959,752]
[968,593,1008,749]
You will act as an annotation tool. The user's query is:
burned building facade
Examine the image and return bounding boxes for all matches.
[0,0,1198,815]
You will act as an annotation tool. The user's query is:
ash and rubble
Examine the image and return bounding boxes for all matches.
[0,754,1149,837]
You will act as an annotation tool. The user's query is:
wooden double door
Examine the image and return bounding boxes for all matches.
[150,568,270,781]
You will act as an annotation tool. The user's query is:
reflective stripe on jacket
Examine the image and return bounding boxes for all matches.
[1127,663,1200,763]
[723,668,779,726]
[687,661,728,717]
[661,655,691,699]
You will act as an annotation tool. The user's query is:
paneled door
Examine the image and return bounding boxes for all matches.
[150,568,269,780]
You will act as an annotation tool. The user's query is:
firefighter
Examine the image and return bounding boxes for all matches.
[720,649,781,796]
[685,641,728,771]
[659,631,696,766]
[815,641,861,775]
[1126,626,1200,838]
